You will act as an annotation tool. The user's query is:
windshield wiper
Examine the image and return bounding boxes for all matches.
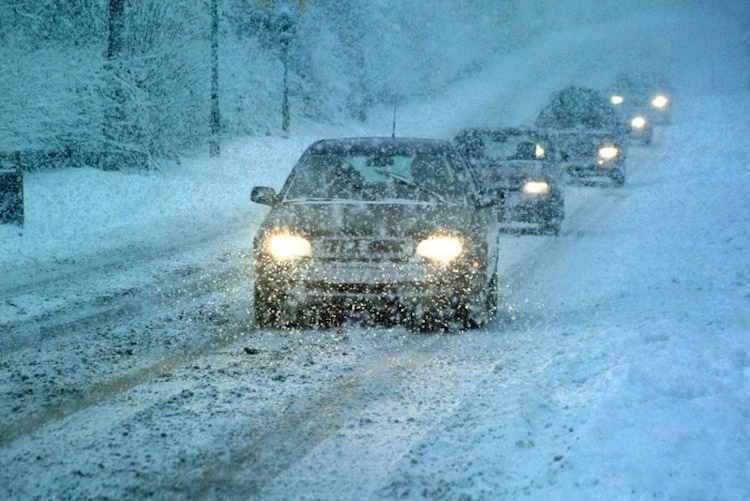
[284,197,344,203]
[374,169,447,203]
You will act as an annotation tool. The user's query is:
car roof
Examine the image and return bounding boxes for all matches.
[455,126,542,137]
[536,86,620,129]
[307,137,453,154]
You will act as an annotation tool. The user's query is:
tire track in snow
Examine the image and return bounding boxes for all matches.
[0,254,251,353]
[0,256,256,446]
[0,213,261,300]
[186,347,426,499]
[166,332,500,500]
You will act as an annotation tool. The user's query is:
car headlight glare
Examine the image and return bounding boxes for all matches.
[416,235,463,264]
[535,144,546,159]
[630,115,647,130]
[264,232,312,261]
[610,95,624,105]
[598,145,619,161]
[522,180,550,196]
[651,94,668,109]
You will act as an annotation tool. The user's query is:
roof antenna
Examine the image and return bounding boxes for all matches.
[391,98,398,138]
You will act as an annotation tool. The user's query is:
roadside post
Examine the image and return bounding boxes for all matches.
[0,154,24,226]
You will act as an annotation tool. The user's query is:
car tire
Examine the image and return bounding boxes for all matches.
[406,295,463,332]
[485,272,498,319]
[459,270,498,330]
[254,282,283,328]
[540,202,563,235]
[611,169,625,187]
[541,217,562,236]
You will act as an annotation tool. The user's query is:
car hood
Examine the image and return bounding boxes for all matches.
[257,201,477,239]
[544,129,624,158]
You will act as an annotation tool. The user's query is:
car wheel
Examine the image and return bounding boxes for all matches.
[459,271,498,330]
[406,297,450,332]
[541,217,562,236]
[611,169,625,186]
[254,283,276,328]
[485,272,498,319]
[254,282,285,328]
[539,202,563,235]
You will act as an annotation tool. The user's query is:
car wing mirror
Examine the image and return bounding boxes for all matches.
[250,186,279,206]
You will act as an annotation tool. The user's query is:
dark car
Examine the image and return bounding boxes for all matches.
[608,93,654,146]
[250,137,501,331]
[454,127,565,235]
[536,86,628,186]
[607,72,672,127]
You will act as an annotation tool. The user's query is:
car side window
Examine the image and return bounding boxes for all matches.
[446,150,478,199]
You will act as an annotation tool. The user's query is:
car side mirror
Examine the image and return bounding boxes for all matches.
[250,186,279,206]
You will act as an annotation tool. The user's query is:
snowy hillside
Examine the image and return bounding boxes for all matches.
[1,1,749,500]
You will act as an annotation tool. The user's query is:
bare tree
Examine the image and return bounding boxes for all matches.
[103,0,126,170]
[209,0,221,156]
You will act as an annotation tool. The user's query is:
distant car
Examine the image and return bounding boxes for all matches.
[607,90,653,145]
[607,72,672,127]
[250,137,501,330]
[454,127,565,235]
[536,86,628,186]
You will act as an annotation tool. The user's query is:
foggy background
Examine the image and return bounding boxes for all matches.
[3,0,747,168]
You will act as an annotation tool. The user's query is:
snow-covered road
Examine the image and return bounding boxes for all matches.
[1,4,749,499]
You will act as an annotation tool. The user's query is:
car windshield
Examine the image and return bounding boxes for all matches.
[283,150,465,203]
[480,135,541,161]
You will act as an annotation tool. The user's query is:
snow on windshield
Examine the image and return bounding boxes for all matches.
[284,150,465,202]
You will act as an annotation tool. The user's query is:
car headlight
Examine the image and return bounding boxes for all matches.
[535,144,546,159]
[416,235,463,264]
[610,95,624,105]
[651,94,668,109]
[630,115,647,130]
[598,145,619,162]
[522,180,550,196]
[264,232,312,262]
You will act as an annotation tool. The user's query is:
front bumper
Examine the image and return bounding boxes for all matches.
[256,257,478,304]
[562,159,623,179]
[628,126,653,144]
[497,191,561,225]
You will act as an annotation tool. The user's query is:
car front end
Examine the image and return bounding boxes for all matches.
[552,131,626,186]
[454,127,565,234]
[481,162,564,235]
[649,93,671,124]
[251,138,499,329]
[626,112,653,145]
[253,203,490,326]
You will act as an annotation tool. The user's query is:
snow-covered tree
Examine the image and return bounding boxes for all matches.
[1,1,566,169]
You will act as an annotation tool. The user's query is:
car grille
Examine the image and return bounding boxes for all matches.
[304,282,404,295]
[314,237,411,262]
